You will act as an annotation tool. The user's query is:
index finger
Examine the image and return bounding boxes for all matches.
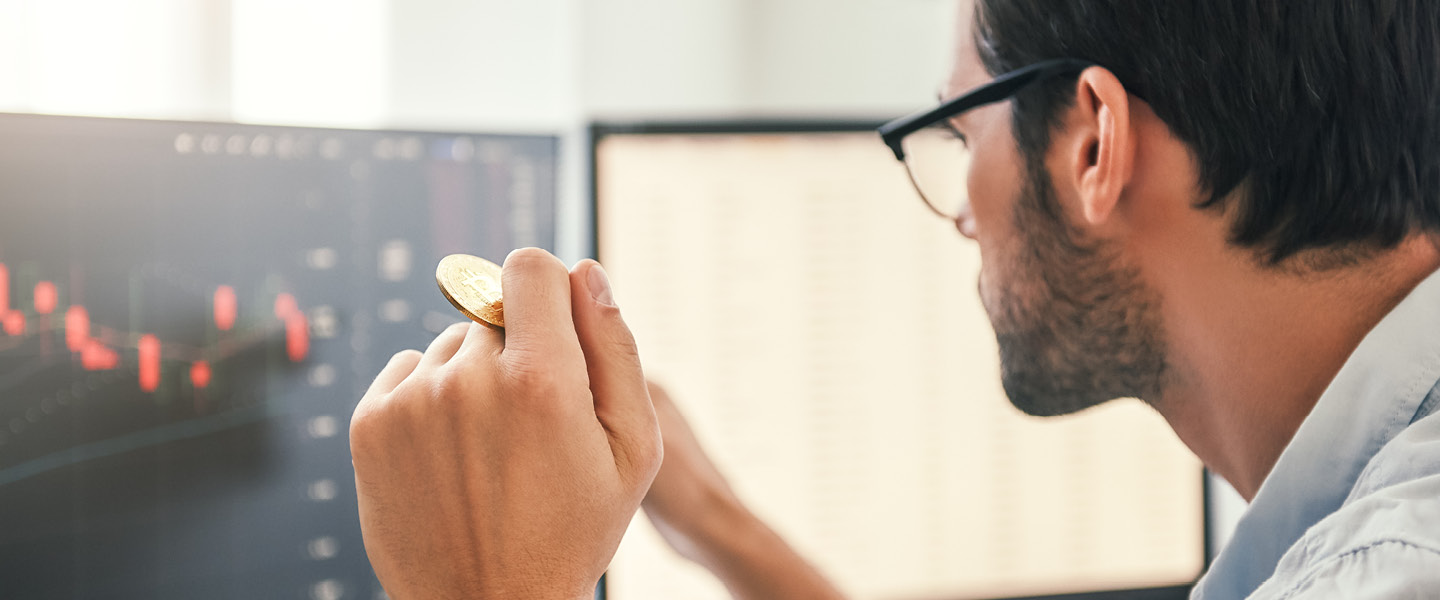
[497,248,584,362]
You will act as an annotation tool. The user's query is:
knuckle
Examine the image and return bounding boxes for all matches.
[591,301,624,325]
[501,354,586,417]
[351,368,442,447]
[593,304,641,355]
[391,348,423,364]
[424,367,472,412]
[349,401,389,458]
[506,359,564,399]
[621,423,665,485]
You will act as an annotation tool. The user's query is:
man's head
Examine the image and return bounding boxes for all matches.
[947,0,1440,416]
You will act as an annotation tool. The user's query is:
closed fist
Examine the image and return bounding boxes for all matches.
[350,249,661,600]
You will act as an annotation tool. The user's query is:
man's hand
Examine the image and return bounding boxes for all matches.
[349,249,662,600]
[641,381,746,562]
[642,382,847,600]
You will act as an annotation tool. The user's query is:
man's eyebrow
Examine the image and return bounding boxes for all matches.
[940,119,965,141]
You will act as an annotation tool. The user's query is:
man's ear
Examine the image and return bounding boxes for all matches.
[1059,67,1134,227]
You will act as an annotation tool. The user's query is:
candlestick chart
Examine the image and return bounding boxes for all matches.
[0,261,310,474]
[0,114,557,600]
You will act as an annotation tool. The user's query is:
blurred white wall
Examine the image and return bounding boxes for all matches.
[385,0,579,131]
[231,0,389,126]
[580,0,956,119]
[0,0,231,119]
[0,0,956,128]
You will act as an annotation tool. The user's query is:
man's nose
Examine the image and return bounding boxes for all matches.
[954,199,977,240]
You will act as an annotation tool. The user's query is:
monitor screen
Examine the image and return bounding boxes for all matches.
[594,124,1205,600]
[0,114,557,600]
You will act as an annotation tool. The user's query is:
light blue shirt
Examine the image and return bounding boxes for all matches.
[1193,268,1440,599]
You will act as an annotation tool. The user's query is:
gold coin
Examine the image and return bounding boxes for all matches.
[436,254,505,327]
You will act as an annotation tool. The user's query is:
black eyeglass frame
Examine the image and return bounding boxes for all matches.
[877,58,1097,219]
[878,58,1099,163]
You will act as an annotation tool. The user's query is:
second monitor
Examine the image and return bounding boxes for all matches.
[593,122,1205,600]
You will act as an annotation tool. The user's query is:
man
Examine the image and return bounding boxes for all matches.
[348,0,1440,598]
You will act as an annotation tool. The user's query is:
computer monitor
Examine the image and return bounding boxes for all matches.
[593,122,1206,600]
[0,113,558,600]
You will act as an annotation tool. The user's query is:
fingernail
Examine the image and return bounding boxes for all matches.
[588,263,615,307]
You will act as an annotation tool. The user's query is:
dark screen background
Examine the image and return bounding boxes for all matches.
[0,114,556,600]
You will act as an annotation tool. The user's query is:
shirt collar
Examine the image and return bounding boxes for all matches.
[1196,267,1440,599]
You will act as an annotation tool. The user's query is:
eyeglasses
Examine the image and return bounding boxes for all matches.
[878,59,1095,220]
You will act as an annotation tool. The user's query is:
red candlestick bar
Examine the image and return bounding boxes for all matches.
[214,286,237,331]
[285,313,309,362]
[65,305,90,352]
[34,281,57,315]
[190,361,212,389]
[2,310,23,336]
[0,262,9,313]
[274,293,298,321]
[82,339,119,371]
[138,334,161,392]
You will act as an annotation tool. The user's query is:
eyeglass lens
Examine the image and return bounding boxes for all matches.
[900,123,972,219]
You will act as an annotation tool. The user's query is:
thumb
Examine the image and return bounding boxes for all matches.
[569,259,662,483]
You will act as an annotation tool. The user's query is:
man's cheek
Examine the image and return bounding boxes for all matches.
[976,258,1002,323]
[964,164,1009,236]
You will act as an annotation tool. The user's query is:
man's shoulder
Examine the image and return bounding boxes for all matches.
[1246,474,1440,599]
[1347,381,1440,502]
[1247,383,1440,599]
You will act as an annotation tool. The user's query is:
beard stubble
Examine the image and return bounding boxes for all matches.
[983,162,1170,417]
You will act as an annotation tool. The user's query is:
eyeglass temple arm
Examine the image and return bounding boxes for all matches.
[877,58,1095,161]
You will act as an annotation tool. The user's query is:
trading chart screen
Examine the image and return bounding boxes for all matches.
[0,114,557,600]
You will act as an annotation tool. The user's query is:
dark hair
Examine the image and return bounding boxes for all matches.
[974,1,1440,264]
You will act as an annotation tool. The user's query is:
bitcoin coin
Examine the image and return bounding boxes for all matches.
[436,254,505,327]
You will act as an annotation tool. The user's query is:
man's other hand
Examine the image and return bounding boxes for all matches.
[640,382,848,600]
[349,249,662,600]
[642,381,746,562]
